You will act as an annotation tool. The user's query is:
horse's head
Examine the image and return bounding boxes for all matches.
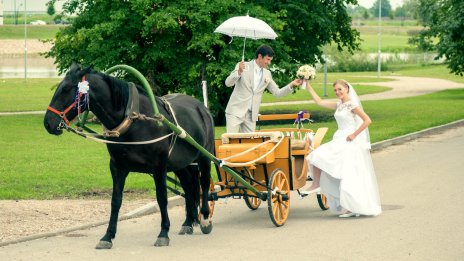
[44,63,93,135]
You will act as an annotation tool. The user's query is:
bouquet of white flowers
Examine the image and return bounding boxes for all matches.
[296,65,316,90]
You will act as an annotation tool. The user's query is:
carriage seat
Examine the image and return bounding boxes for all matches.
[290,139,308,150]
[221,131,283,144]
[217,132,283,164]
[290,127,328,153]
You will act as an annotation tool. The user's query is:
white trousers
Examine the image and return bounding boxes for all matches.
[225,110,256,133]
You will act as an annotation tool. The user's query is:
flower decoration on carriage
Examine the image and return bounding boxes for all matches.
[294,110,313,129]
[296,65,316,90]
[293,110,315,144]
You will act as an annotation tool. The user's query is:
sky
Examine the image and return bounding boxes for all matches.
[357,0,404,9]
[1,0,62,12]
[1,0,404,12]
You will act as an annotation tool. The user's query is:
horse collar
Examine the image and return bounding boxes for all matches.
[103,82,140,137]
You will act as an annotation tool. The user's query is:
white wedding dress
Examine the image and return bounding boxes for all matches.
[307,100,381,216]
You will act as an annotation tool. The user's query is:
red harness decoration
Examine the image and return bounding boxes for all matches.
[47,75,87,126]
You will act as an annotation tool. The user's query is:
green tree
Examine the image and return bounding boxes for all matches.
[411,0,464,76]
[346,5,369,20]
[363,9,370,19]
[47,2,56,17]
[45,0,360,124]
[370,0,392,17]
[402,0,420,19]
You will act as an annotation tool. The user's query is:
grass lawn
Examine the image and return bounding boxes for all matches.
[360,33,415,53]
[262,83,391,103]
[352,24,421,53]
[0,78,61,112]
[2,13,57,26]
[355,19,420,27]
[1,88,463,199]
[260,89,464,144]
[0,25,63,40]
[0,115,155,199]
[0,76,392,112]
[388,64,464,83]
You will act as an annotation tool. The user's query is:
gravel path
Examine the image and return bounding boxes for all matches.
[0,40,52,55]
[0,199,153,243]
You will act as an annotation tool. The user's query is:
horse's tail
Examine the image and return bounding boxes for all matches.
[187,164,201,222]
[195,104,214,221]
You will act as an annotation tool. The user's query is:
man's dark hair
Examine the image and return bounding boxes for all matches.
[255,44,274,58]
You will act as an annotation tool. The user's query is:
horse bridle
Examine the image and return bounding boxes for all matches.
[47,76,87,130]
[47,74,181,147]
[47,75,144,138]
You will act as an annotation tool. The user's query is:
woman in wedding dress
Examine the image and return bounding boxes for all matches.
[300,79,381,218]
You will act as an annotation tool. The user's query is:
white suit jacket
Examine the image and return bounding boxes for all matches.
[225,60,293,122]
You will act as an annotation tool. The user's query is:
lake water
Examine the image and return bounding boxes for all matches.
[0,55,61,78]
[0,52,441,79]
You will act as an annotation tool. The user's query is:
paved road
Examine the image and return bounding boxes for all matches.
[1,126,463,260]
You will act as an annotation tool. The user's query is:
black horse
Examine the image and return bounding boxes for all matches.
[44,64,215,248]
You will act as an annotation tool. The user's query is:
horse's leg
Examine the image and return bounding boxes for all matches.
[175,167,198,235]
[198,156,213,234]
[96,161,129,249]
[153,169,170,247]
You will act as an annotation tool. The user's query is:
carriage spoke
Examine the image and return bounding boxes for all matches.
[273,201,280,218]
[277,202,283,219]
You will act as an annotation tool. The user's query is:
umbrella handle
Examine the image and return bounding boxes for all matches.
[242,37,247,62]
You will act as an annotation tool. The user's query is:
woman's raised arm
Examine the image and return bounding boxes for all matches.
[306,83,337,110]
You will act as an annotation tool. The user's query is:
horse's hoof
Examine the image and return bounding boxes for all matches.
[200,220,213,234]
[154,237,170,247]
[95,240,113,249]
[178,226,194,235]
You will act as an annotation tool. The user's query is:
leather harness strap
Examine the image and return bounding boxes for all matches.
[103,82,140,137]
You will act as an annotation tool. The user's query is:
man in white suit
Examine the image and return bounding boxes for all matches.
[225,45,301,133]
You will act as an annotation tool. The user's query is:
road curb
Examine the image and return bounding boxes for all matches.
[371,119,464,151]
[1,119,463,247]
[0,195,185,247]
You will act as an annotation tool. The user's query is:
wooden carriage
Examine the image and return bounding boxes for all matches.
[211,113,329,226]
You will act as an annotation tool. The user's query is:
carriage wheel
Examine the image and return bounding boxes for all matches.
[317,193,330,210]
[243,169,261,210]
[267,169,290,227]
[199,179,215,220]
[244,195,262,210]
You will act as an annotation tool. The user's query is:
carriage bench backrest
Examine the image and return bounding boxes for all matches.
[256,113,313,151]
[257,112,310,126]
[217,131,283,164]
[221,131,282,144]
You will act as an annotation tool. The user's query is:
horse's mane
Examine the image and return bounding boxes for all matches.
[99,73,130,109]
[68,64,149,110]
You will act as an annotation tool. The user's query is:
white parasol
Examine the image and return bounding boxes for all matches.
[214,14,278,61]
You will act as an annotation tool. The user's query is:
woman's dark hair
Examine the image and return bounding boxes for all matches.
[255,44,274,58]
